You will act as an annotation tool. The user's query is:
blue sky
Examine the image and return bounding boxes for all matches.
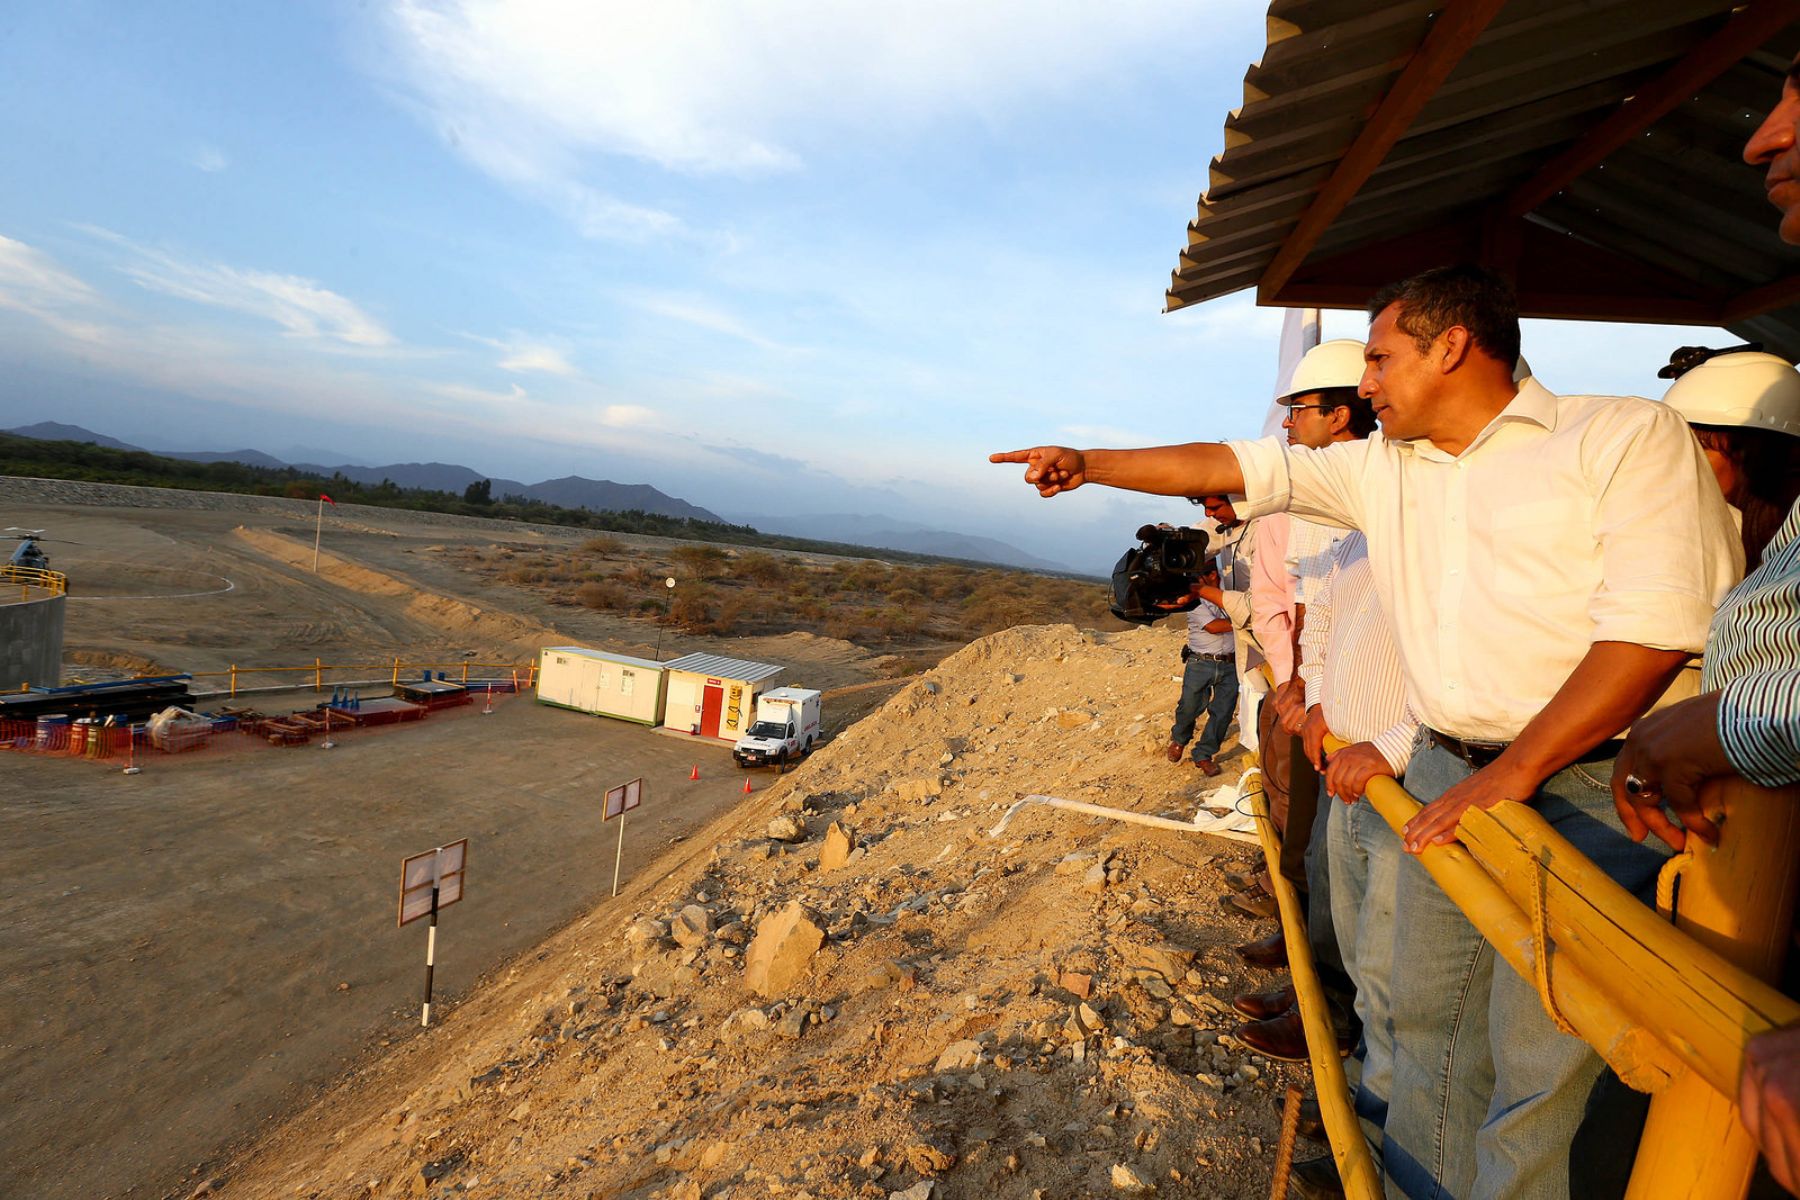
[0,1,1728,572]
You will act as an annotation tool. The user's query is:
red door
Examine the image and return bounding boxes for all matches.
[700,682,724,738]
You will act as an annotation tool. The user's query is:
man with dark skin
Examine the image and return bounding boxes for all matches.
[1613,50,1800,1196]
[993,268,1738,1196]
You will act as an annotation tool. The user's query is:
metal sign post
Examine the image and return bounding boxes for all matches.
[398,839,468,1027]
[604,777,644,897]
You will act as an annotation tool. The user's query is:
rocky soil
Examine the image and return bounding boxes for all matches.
[201,623,1298,1200]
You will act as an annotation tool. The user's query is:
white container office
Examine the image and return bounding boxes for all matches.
[536,646,667,726]
[659,652,785,744]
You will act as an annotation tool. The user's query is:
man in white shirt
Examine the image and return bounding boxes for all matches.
[1167,562,1237,775]
[992,265,1738,1199]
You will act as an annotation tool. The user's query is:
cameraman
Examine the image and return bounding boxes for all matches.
[1168,561,1238,776]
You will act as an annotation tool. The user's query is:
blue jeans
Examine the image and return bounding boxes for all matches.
[1171,656,1238,761]
[1328,786,1403,1156]
[1382,739,1671,1200]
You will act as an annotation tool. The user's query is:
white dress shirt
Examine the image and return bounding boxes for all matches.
[1297,532,1417,772]
[1229,379,1741,742]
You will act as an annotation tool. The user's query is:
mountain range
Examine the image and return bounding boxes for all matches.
[5,422,1075,571]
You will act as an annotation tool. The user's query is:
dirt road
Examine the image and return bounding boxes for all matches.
[0,697,794,1200]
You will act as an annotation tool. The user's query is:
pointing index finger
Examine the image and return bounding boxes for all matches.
[988,449,1035,464]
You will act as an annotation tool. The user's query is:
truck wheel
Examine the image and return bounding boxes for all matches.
[777,748,789,774]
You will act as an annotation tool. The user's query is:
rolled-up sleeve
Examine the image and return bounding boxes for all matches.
[1587,404,1742,651]
[1369,709,1422,776]
[1716,670,1800,788]
[1227,436,1367,530]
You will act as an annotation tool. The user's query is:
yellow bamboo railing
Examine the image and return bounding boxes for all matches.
[1267,735,1800,1199]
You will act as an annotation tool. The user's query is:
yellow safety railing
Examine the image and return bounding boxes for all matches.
[1263,735,1800,1199]
[171,660,536,697]
[0,564,68,599]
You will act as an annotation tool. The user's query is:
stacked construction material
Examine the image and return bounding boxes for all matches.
[395,678,472,711]
[0,676,193,725]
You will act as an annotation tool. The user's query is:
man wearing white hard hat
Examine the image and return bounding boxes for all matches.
[1659,347,1800,570]
[992,263,1739,1198]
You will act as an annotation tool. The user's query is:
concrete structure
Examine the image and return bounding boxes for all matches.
[0,576,64,692]
[659,652,784,745]
[537,646,668,726]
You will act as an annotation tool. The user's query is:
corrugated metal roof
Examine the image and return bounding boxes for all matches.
[1169,0,1800,358]
[662,653,786,683]
[543,646,667,672]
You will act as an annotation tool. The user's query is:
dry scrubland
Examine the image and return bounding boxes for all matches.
[210,625,1290,1200]
[459,536,1120,649]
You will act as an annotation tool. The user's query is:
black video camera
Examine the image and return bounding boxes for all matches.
[1109,524,1211,624]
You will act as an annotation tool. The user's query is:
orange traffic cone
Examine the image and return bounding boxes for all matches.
[689,764,700,781]
[742,776,754,794]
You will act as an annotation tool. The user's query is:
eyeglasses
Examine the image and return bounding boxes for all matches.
[1283,403,1335,416]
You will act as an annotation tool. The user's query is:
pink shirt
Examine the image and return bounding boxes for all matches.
[1248,512,1296,682]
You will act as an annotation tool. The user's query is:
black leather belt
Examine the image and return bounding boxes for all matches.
[1189,652,1232,662]
[1427,728,1623,771]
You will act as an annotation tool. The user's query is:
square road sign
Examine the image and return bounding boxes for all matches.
[604,777,643,821]
[398,839,468,927]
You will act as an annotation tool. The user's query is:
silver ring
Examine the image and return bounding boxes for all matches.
[1623,773,1655,797]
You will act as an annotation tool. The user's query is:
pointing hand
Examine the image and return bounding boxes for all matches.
[989,446,1088,497]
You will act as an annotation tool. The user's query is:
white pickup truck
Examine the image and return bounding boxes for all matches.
[731,687,822,769]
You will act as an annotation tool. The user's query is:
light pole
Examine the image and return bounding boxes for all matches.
[654,576,676,660]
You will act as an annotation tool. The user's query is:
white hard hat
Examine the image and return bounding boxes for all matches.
[1661,351,1800,439]
[1278,338,1366,403]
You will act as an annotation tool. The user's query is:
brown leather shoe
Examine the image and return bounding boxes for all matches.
[1234,1009,1311,1061]
[1236,929,1287,969]
[1223,866,1271,895]
[1193,756,1222,776]
[1232,982,1296,1021]
[1165,742,1183,763]
[1220,889,1277,919]
[1290,1156,1345,1199]
[1268,1094,1327,1144]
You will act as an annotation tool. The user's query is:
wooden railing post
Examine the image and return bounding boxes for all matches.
[1625,780,1800,1200]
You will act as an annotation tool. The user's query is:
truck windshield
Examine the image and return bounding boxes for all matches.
[748,721,787,738]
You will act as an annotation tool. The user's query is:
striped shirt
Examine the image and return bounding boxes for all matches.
[1297,532,1418,773]
[1286,517,1344,607]
[1700,496,1800,787]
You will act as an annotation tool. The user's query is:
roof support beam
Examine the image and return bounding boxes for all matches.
[1256,0,1509,304]
[1723,271,1800,324]
[1502,0,1800,218]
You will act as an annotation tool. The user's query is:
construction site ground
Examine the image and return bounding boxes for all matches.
[0,485,1293,1200]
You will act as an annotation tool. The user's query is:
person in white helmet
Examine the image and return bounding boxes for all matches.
[1659,347,1800,570]
[993,263,1739,1199]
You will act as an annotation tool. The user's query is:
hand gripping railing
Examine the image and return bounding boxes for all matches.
[1272,735,1800,1200]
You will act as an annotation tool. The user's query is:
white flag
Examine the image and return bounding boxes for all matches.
[1259,308,1322,438]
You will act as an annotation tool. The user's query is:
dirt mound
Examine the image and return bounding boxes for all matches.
[205,622,1294,1200]
[233,526,565,658]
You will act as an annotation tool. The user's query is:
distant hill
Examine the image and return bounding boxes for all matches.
[737,511,1076,574]
[163,448,292,469]
[6,422,142,452]
[4,425,723,524]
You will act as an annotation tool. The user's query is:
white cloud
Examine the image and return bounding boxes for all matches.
[88,230,397,348]
[0,235,110,343]
[188,144,229,173]
[465,331,577,376]
[371,0,1244,232]
[630,292,794,352]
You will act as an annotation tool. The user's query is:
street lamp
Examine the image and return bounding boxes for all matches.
[655,576,676,660]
